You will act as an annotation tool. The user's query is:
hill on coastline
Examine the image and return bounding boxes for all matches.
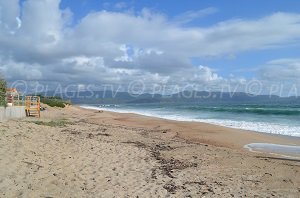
[39,90,300,104]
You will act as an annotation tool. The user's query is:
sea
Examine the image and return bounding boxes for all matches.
[81,101,300,137]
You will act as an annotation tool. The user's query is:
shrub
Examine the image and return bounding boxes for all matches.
[0,77,7,107]
[40,96,71,108]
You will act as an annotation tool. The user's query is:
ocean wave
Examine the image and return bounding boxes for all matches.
[184,106,300,116]
[197,119,300,137]
[80,105,300,137]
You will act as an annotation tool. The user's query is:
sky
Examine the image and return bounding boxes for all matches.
[0,0,300,96]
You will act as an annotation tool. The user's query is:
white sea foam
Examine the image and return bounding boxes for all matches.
[80,105,300,137]
[244,143,300,159]
[195,119,300,137]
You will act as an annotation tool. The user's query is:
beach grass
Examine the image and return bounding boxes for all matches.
[40,97,71,108]
[31,119,71,127]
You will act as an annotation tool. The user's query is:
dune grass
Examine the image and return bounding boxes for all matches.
[32,119,71,127]
[40,96,71,108]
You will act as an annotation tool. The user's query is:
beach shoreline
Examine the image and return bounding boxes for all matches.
[1,104,299,197]
[80,103,300,138]
[79,105,300,150]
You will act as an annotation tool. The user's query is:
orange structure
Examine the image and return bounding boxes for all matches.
[25,96,40,118]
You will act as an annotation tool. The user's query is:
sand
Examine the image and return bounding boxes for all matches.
[0,105,299,197]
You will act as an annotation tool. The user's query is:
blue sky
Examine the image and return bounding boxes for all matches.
[60,0,300,18]
[1,0,300,95]
[59,0,300,24]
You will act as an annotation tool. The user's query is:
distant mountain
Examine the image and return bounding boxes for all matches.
[42,90,300,104]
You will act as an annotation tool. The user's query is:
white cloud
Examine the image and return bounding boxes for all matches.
[260,59,300,82]
[173,7,218,24]
[114,2,127,10]
[0,0,300,94]
[0,0,20,34]
[0,57,43,80]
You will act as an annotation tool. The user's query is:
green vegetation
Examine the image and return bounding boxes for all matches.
[0,76,7,107]
[39,96,71,108]
[31,119,71,127]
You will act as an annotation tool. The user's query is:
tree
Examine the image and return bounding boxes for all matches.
[0,76,7,106]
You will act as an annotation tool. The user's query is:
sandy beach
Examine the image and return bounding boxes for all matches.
[0,105,299,197]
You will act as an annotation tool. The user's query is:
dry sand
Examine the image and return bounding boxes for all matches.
[0,105,299,197]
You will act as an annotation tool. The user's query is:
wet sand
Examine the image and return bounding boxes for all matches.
[0,105,299,197]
